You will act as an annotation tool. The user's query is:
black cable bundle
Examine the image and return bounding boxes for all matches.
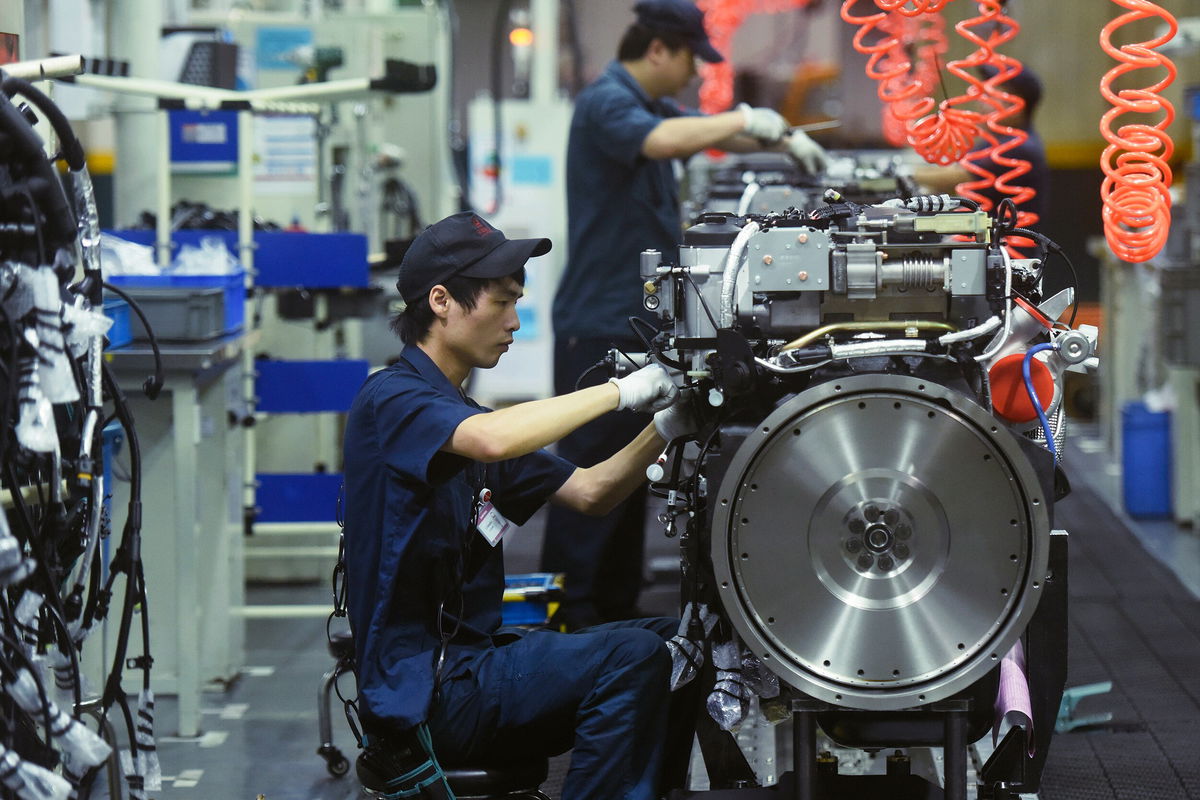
[0,70,156,800]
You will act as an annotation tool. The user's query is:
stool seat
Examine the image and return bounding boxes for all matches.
[327,629,355,662]
[444,757,549,796]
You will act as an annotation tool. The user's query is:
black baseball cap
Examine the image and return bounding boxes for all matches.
[396,212,551,304]
[634,0,724,64]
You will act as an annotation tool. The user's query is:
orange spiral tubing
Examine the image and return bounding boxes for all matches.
[955,3,1036,227]
[696,0,816,115]
[841,0,984,166]
[877,11,949,147]
[1099,1,1177,264]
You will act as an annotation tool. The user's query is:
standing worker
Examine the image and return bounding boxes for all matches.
[544,0,829,631]
[343,212,700,799]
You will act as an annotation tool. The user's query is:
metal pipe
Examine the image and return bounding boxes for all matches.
[1,54,83,81]
[792,708,816,800]
[780,320,957,352]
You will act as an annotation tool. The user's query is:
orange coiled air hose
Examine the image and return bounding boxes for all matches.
[953,4,1036,226]
[1099,0,1177,264]
[697,0,816,115]
[879,11,950,147]
[842,0,978,165]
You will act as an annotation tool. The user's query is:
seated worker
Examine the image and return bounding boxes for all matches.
[341,212,699,800]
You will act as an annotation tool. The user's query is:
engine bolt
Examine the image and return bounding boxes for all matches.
[863,504,881,522]
[762,254,774,265]
[846,539,862,554]
[798,271,809,281]
[878,556,895,572]
[857,553,874,570]
[883,508,900,526]
[848,518,866,535]
[797,233,809,244]
[895,523,912,540]
[894,543,910,560]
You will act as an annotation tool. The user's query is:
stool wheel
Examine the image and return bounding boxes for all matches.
[318,743,350,777]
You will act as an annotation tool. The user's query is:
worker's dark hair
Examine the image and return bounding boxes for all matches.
[390,269,526,344]
[617,23,691,61]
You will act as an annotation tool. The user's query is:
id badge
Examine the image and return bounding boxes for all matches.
[475,488,513,547]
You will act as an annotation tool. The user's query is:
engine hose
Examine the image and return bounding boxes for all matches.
[1023,342,1059,463]
[1099,0,1177,264]
[719,220,758,328]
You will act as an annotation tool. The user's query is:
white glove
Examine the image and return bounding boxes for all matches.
[609,363,678,413]
[738,103,789,143]
[654,398,698,442]
[786,130,829,174]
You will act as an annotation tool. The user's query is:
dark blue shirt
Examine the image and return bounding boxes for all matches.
[342,344,576,731]
[553,60,692,339]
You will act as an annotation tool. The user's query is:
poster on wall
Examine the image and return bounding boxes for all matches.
[254,114,317,195]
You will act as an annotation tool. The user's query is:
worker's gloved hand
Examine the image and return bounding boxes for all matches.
[738,103,789,143]
[609,363,678,413]
[786,130,829,174]
[654,396,698,442]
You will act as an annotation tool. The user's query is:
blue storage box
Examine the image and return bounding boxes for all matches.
[256,473,344,523]
[255,359,369,413]
[107,270,246,340]
[103,296,132,349]
[502,573,564,627]
[104,228,368,289]
[1121,401,1172,519]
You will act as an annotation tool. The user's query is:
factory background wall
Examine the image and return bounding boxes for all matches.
[447,0,1194,308]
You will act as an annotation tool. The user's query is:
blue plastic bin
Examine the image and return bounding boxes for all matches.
[1121,401,1172,519]
[107,271,246,338]
[103,297,132,349]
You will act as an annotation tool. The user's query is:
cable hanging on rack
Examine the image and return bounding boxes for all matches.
[1099,0,1177,264]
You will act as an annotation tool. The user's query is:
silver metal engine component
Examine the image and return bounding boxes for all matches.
[638,198,1095,716]
[709,374,1050,710]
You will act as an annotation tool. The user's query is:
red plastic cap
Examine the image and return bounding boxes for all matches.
[989,352,1054,424]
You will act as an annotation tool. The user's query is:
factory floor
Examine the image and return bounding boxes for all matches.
[133,427,1198,800]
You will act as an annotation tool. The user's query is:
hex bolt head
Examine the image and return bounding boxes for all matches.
[894,543,910,560]
[848,518,866,535]
[846,538,862,554]
[857,553,875,570]
[762,254,774,265]
[798,271,809,281]
[863,504,881,522]
[895,523,912,540]
[878,556,895,572]
[883,508,900,526]
[797,233,809,244]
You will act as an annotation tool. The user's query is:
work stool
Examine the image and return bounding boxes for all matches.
[318,630,552,799]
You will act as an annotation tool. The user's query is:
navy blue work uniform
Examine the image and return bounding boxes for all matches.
[544,61,693,629]
[342,344,679,800]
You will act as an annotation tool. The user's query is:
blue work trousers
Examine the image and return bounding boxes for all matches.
[427,617,679,800]
[542,336,650,629]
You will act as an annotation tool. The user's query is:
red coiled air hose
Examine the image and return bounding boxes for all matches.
[1099,0,1177,264]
